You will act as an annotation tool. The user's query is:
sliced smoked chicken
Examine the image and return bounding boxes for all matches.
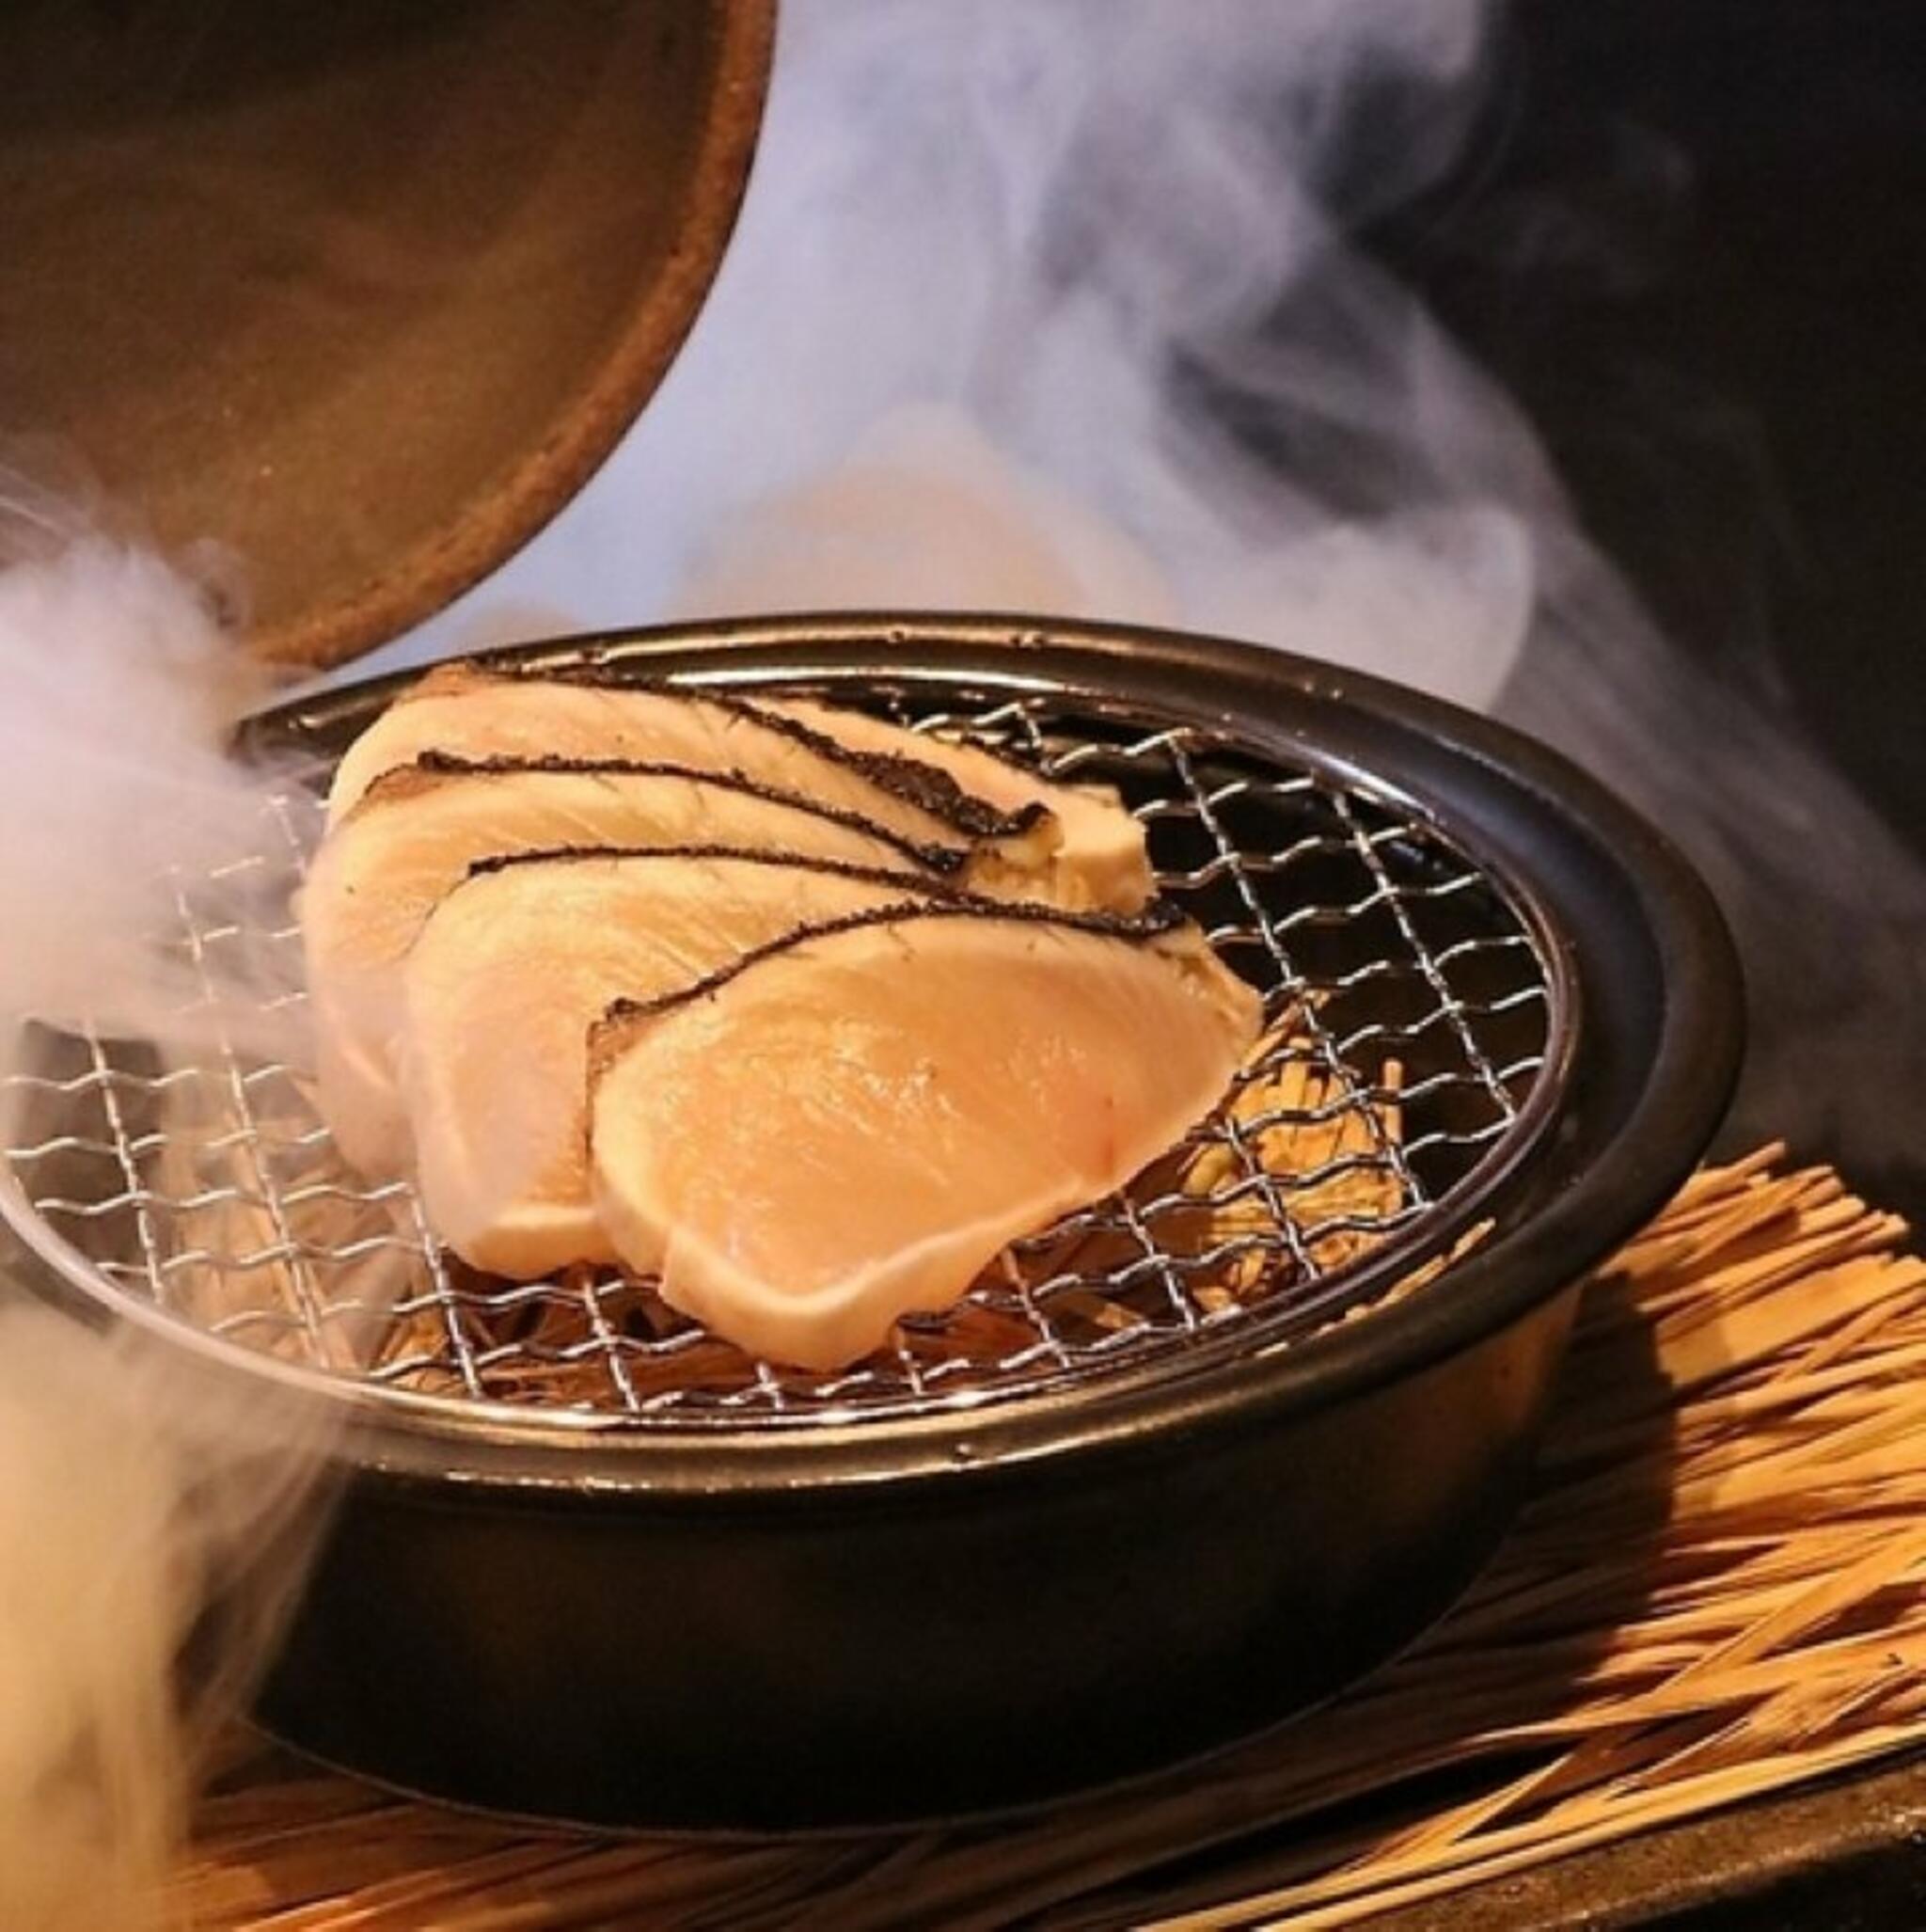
[748,695,1154,913]
[303,760,939,1173]
[325,662,1152,911]
[325,662,1056,877]
[588,906,1261,1370]
[403,849,945,1278]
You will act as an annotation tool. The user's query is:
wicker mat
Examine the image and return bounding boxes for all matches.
[176,1148,1926,1928]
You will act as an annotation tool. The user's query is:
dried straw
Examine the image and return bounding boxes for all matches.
[172,1148,1926,1928]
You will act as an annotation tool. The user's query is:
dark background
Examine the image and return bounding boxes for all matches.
[1376,0,1925,1221]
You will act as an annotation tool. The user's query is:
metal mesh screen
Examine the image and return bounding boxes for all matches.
[0,684,1563,1430]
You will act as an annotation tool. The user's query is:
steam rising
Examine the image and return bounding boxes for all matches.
[394,0,1918,1171]
[400,0,1536,711]
[1503,553,1926,1174]
[0,493,330,1926]
[0,1303,331,1930]
[0,485,302,1055]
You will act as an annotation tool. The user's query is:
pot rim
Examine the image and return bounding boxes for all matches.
[4,612,1743,1500]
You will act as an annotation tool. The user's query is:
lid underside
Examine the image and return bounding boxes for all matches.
[0,0,774,669]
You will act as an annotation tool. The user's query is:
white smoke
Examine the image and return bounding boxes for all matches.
[375,0,1918,1177]
[0,481,306,1055]
[0,491,335,1926]
[0,1300,332,1930]
[386,0,1538,712]
[1501,537,1926,1174]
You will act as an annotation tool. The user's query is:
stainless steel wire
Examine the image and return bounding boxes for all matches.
[0,684,1564,1431]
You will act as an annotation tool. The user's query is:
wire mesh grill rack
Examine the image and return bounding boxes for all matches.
[0,681,1567,1431]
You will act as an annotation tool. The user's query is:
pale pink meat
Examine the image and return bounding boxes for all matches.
[589,910,1260,1370]
[403,850,939,1278]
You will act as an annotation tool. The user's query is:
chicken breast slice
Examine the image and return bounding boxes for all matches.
[750,695,1154,913]
[304,762,938,1174]
[589,907,1262,1370]
[403,850,945,1279]
[324,663,1067,889]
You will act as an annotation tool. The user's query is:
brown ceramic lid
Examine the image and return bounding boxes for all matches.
[0,1,774,668]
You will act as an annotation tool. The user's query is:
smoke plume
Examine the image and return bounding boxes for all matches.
[0,479,307,1056]
[385,0,1919,1178]
[394,0,1534,709]
[0,486,334,1926]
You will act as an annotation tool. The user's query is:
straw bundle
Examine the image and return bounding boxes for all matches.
[173,1146,1926,1928]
